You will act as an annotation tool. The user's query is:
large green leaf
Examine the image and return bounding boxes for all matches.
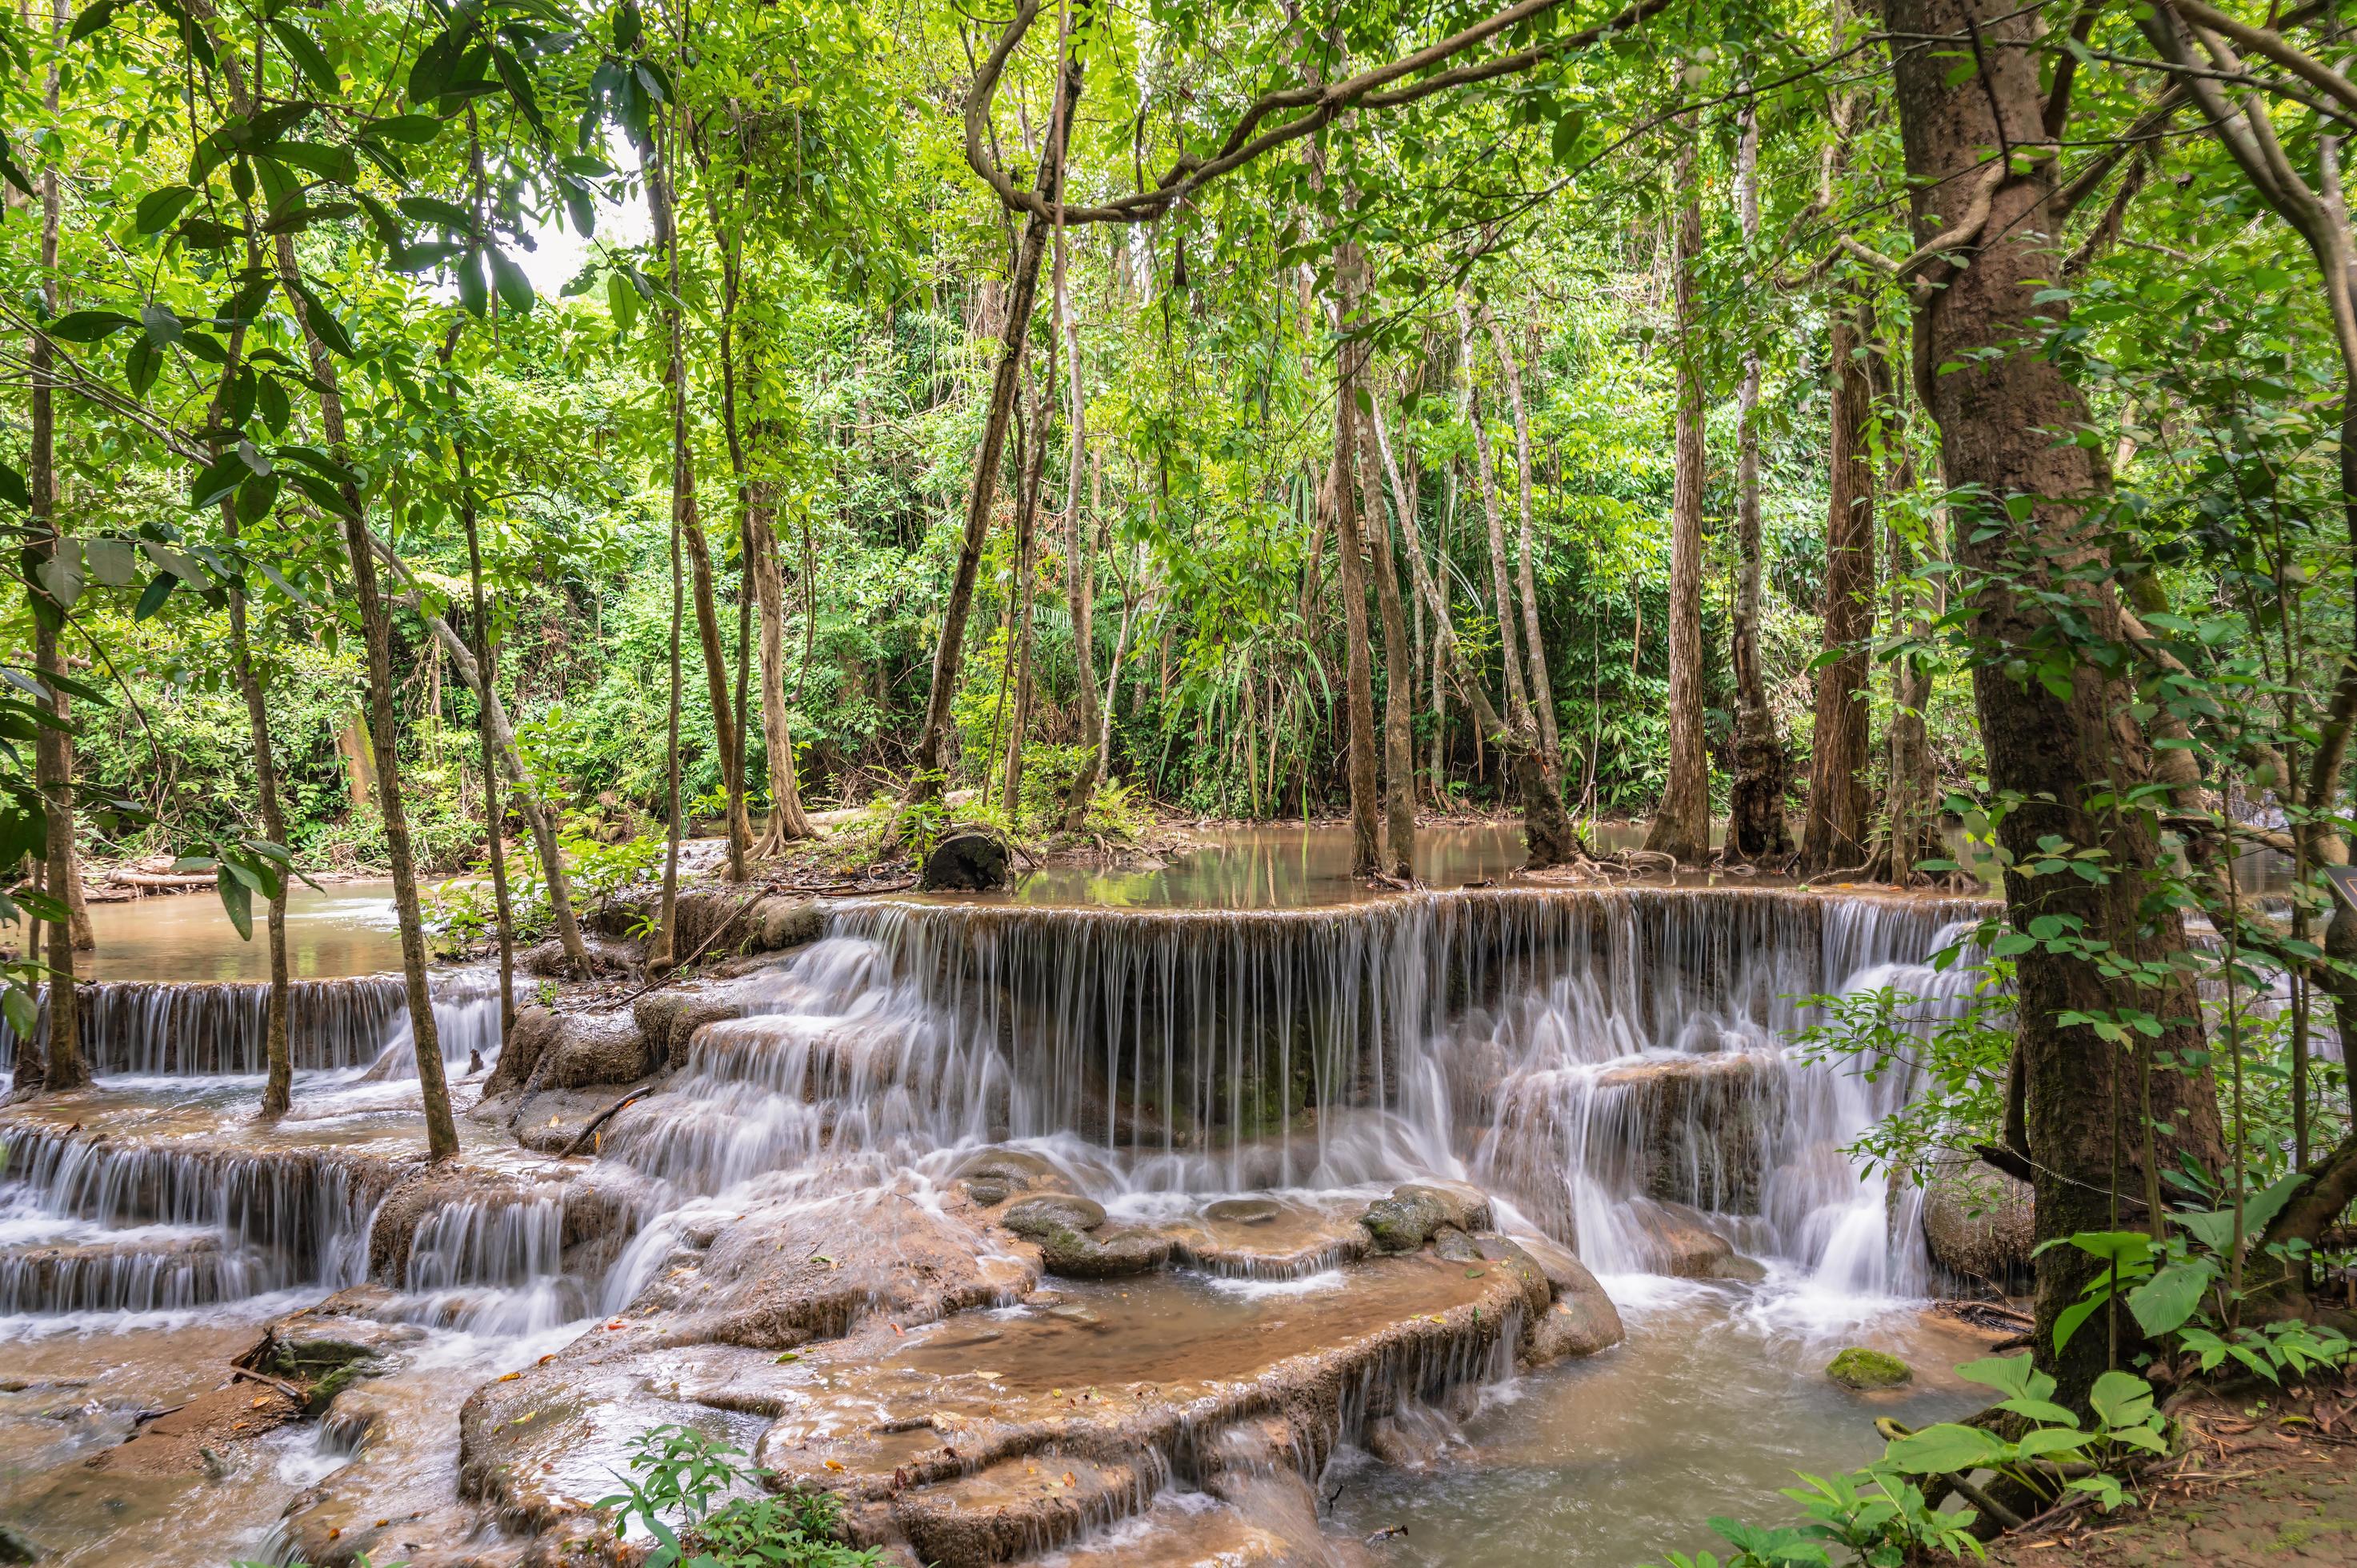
[1879,1423,2010,1475]
[2088,1371,2156,1432]
[2127,1261,2215,1338]
[269,19,342,95]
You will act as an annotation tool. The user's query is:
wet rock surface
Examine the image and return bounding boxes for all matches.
[1827,1347,1913,1390]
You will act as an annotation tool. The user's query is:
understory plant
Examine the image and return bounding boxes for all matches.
[1641,1353,2166,1568]
[598,1422,883,1568]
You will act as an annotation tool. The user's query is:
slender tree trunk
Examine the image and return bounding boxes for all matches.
[650,113,689,969]
[1875,502,1944,882]
[1727,105,1794,862]
[1001,360,1052,820]
[1330,362,1383,877]
[1057,225,1106,831]
[907,40,1083,805]
[1377,400,1583,865]
[25,3,85,1094]
[459,452,514,1057]
[1647,168,1713,864]
[1459,296,1531,731]
[746,489,814,849]
[58,785,90,952]
[1882,0,2225,1401]
[1346,274,1415,876]
[278,263,452,1157]
[1484,307,1561,781]
[682,511,750,878]
[1800,294,1880,874]
[218,373,294,1114]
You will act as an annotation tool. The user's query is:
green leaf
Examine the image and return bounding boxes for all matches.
[0,462,26,509]
[139,302,182,346]
[84,537,138,586]
[456,246,488,318]
[398,195,475,232]
[235,471,282,523]
[290,282,356,357]
[606,270,639,334]
[176,216,242,251]
[134,184,199,235]
[1954,1354,2047,1402]
[0,130,33,198]
[358,114,444,145]
[124,337,161,396]
[486,246,534,315]
[2127,1261,2213,1338]
[190,453,247,510]
[1878,1422,2010,1474]
[269,19,342,95]
[2052,1294,2103,1354]
[270,142,361,184]
[46,310,138,342]
[36,542,85,609]
[2088,1370,2157,1431]
[134,573,175,621]
[67,0,123,43]
[217,866,254,941]
[2015,1426,2095,1459]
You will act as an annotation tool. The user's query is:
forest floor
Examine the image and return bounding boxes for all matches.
[1985,1380,2357,1567]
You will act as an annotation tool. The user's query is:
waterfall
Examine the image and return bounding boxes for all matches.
[401,1195,580,1335]
[0,970,500,1078]
[0,1125,385,1318]
[596,889,1995,1296]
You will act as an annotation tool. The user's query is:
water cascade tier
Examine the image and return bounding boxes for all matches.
[0,970,503,1076]
[0,879,2000,1566]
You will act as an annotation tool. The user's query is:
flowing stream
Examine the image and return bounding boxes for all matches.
[0,832,2007,1565]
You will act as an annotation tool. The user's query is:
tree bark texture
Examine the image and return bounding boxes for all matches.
[460,453,516,1056]
[1881,0,2226,1401]
[1800,296,1879,875]
[1646,172,1712,864]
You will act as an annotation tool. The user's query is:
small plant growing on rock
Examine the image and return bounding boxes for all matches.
[598,1423,883,1568]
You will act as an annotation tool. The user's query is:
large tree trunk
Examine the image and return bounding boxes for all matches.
[1799,294,1879,874]
[1646,172,1712,864]
[1485,308,1562,782]
[1882,0,2226,1402]
[1727,106,1794,862]
[907,41,1083,804]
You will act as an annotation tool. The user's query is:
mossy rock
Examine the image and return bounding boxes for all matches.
[1827,1347,1912,1390]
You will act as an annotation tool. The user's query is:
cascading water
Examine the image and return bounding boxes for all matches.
[0,969,501,1078]
[594,889,1994,1293]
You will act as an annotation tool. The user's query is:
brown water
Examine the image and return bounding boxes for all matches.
[80,882,408,983]
[986,820,1775,910]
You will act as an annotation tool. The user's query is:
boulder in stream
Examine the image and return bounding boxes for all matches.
[1827,1347,1913,1390]
[919,827,1012,890]
[1922,1158,2034,1293]
[1359,1181,1493,1254]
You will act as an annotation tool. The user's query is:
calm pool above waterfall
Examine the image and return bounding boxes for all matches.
[0,828,2006,1566]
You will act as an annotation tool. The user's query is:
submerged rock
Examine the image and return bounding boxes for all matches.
[483,1005,650,1098]
[1827,1347,1912,1390]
